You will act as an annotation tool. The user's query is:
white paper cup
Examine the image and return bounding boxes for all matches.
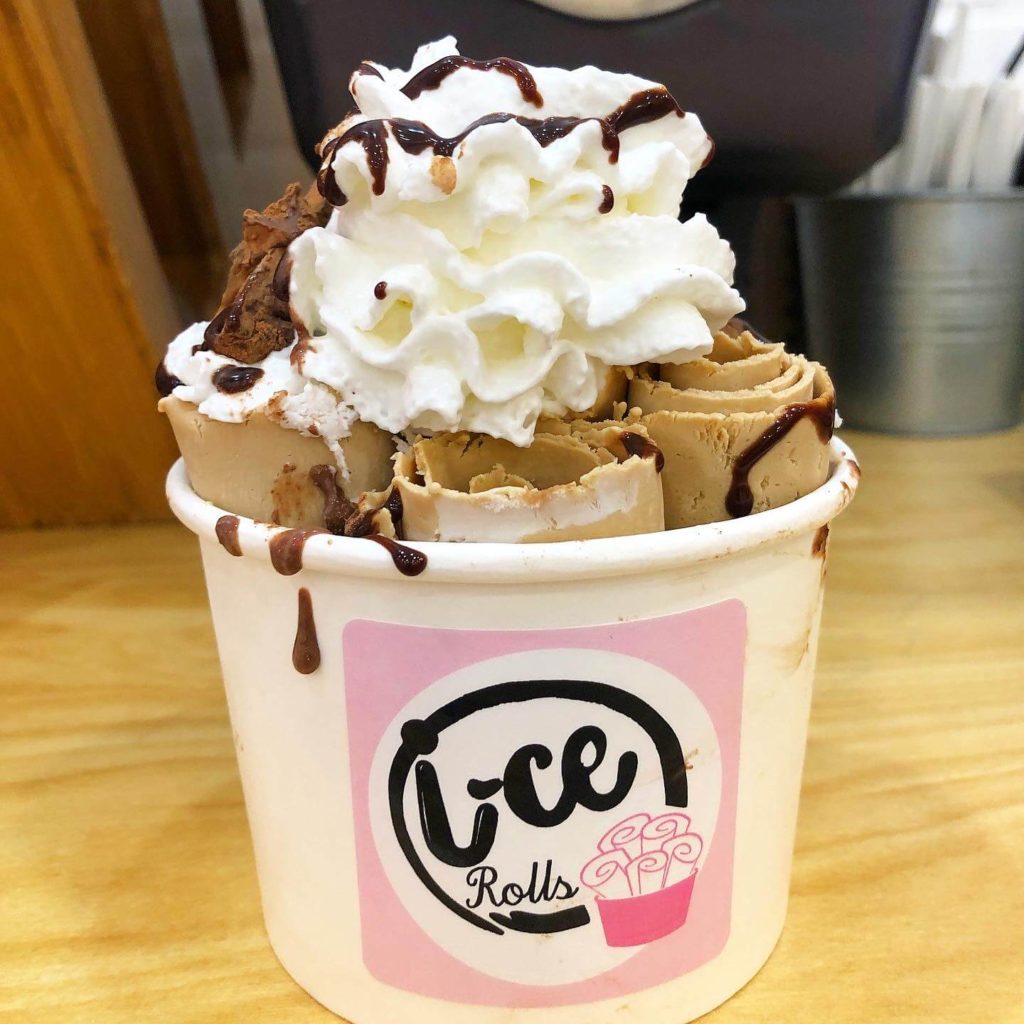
[166,438,859,1024]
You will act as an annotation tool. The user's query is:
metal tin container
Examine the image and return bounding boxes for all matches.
[795,192,1024,434]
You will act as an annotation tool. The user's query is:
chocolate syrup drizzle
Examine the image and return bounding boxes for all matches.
[319,121,391,200]
[620,431,665,473]
[309,464,356,534]
[212,365,264,394]
[317,86,684,208]
[315,148,346,206]
[725,400,836,519]
[155,360,183,397]
[301,470,422,574]
[202,302,238,350]
[374,280,388,300]
[402,56,543,106]
[215,515,242,556]
[367,535,428,577]
[268,528,327,575]
[599,185,614,214]
[384,488,404,530]
[266,522,424,577]
[292,587,321,674]
[344,507,379,538]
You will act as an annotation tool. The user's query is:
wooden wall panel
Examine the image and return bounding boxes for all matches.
[200,0,253,151]
[78,0,227,317]
[0,0,181,527]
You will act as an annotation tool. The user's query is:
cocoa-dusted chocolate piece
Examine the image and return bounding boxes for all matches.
[203,250,293,364]
[205,183,329,365]
[221,183,329,306]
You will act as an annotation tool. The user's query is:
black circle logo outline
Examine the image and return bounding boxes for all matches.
[386,678,689,936]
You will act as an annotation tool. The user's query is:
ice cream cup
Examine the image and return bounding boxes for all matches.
[166,437,859,1024]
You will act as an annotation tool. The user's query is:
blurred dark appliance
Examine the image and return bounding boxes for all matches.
[263,0,933,340]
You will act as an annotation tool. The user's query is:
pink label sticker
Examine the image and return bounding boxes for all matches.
[342,601,746,1006]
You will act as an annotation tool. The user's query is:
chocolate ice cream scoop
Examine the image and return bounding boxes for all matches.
[629,326,835,528]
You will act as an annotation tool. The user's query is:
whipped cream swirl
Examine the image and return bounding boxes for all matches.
[164,38,744,448]
[289,37,743,445]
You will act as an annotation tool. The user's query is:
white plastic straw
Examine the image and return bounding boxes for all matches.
[946,82,988,188]
[852,1,1024,193]
[898,79,943,188]
[971,78,1024,189]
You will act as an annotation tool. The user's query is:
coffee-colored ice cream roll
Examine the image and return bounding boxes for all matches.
[393,423,665,543]
[161,397,395,529]
[579,367,629,420]
[629,327,835,529]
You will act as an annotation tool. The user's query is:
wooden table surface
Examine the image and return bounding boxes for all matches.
[2,429,1023,1023]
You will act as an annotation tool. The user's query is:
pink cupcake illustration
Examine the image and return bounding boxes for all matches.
[580,813,704,947]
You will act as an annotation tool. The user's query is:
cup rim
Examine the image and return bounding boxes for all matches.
[166,438,859,584]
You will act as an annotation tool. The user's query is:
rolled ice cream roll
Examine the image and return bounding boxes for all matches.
[626,850,669,896]
[597,813,651,861]
[161,397,395,528]
[629,328,835,529]
[640,812,693,852]
[663,832,704,887]
[579,850,632,901]
[394,423,665,543]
